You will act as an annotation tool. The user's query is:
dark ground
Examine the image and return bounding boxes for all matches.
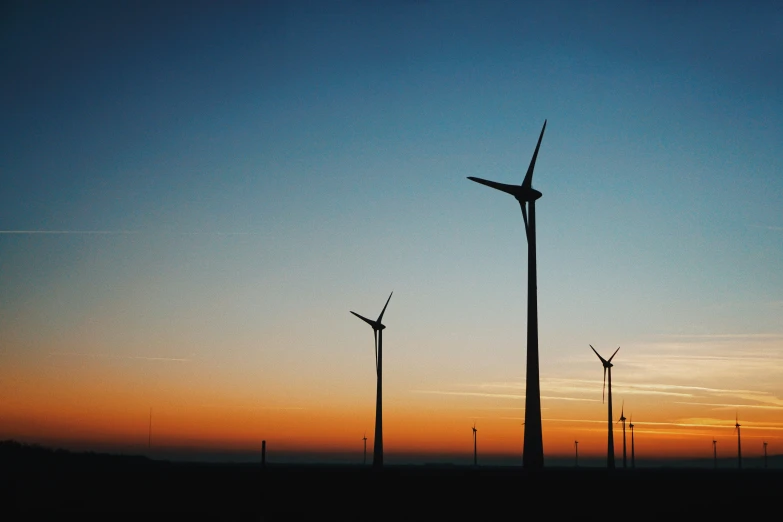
[2,442,780,519]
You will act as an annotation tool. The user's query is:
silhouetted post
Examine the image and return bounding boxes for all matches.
[375,328,383,468]
[713,439,717,469]
[261,440,266,468]
[574,440,578,467]
[630,418,635,468]
[523,196,544,469]
[607,366,615,469]
[735,415,742,470]
[472,424,478,466]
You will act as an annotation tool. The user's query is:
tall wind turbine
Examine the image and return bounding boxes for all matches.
[472,422,478,467]
[467,120,547,469]
[618,402,627,468]
[362,432,368,465]
[629,415,635,469]
[351,291,393,468]
[574,440,579,468]
[590,345,620,469]
[713,438,718,469]
[734,413,742,470]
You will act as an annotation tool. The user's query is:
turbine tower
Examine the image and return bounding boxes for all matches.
[734,413,742,470]
[351,291,393,468]
[148,407,152,450]
[713,438,718,469]
[763,441,768,469]
[362,432,368,465]
[467,120,547,469]
[629,415,635,469]
[472,422,478,467]
[590,345,620,469]
[574,440,579,468]
[618,402,627,468]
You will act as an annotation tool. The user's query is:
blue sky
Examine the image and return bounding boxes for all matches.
[1,1,782,461]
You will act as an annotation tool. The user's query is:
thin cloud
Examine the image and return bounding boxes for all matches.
[48,352,190,362]
[0,230,255,236]
[675,401,783,411]
[411,390,599,402]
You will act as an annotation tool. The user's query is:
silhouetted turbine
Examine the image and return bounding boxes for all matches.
[472,422,478,467]
[763,441,768,469]
[574,440,579,468]
[362,432,368,465]
[734,413,742,470]
[351,291,393,468]
[590,345,620,469]
[467,120,547,469]
[713,438,718,469]
[617,402,627,468]
[629,416,635,468]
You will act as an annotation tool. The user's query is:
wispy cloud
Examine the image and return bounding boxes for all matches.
[47,352,190,362]
[411,389,599,402]
[0,230,254,236]
[675,401,783,411]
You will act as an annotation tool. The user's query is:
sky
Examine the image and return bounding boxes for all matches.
[1,0,782,466]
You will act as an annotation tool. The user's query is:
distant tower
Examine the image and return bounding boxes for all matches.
[574,440,579,467]
[148,407,152,450]
[472,423,478,467]
[763,441,768,469]
[713,438,718,469]
[261,440,266,468]
[629,416,635,469]
[618,403,627,468]
[735,414,742,470]
[363,432,368,465]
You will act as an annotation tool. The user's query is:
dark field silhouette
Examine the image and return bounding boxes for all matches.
[3,441,781,518]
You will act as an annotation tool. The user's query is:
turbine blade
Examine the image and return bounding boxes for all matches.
[608,346,621,362]
[520,202,529,238]
[377,291,393,323]
[602,366,607,403]
[522,120,547,190]
[351,311,377,329]
[467,177,521,197]
[590,345,608,365]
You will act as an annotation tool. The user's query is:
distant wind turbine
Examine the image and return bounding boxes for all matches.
[351,292,393,468]
[467,120,547,469]
[363,432,368,465]
[763,441,768,469]
[734,413,742,470]
[590,345,620,469]
[472,422,478,467]
[574,440,579,468]
[629,415,635,469]
[713,438,718,469]
[617,402,627,468]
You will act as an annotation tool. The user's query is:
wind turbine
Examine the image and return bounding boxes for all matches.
[713,438,718,469]
[763,441,768,469]
[574,440,579,468]
[617,402,627,468]
[472,422,478,467]
[734,413,742,470]
[629,415,635,469]
[351,291,393,468]
[362,432,368,465]
[467,120,547,469]
[590,345,620,469]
